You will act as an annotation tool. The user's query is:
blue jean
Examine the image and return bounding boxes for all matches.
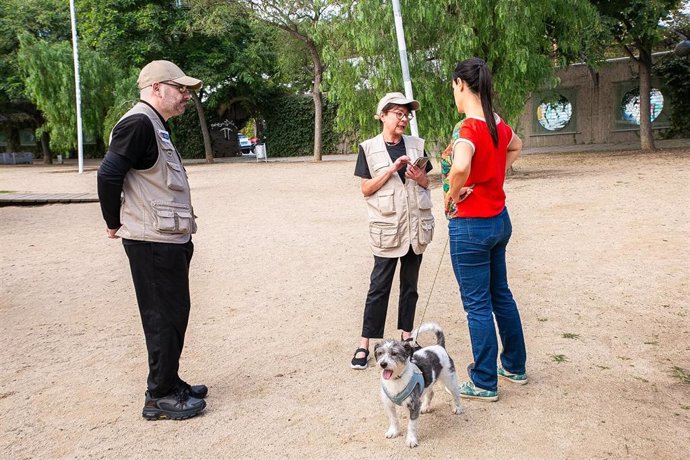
[449,207,526,391]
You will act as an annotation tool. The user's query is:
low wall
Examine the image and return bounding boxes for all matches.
[518,54,677,148]
[0,152,33,165]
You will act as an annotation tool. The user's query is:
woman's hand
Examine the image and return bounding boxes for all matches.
[388,155,409,174]
[453,185,474,203]
[405,164,429,188]
[362,155,409,197]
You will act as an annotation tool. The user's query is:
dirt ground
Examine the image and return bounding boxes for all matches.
[1,148,689,459]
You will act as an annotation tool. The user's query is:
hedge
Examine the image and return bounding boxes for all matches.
[261,94,338,157]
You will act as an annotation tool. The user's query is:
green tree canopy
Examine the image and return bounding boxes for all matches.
[17,34,120,154]
[80,0,281,160]
[654,6,690,137]
[592,0,683,150]
[234,0,347,160]
[326,0,600,148]
[0,0,71,104]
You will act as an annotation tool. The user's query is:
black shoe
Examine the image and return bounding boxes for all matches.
[178,380,208,399]
[189,384,208,399]
[142,389,206,421]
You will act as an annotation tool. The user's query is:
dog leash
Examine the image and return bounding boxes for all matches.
[411,234,449,344]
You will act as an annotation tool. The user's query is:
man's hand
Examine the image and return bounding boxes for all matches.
[106,227,120,239]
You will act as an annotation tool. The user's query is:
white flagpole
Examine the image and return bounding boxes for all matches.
[69,0,84,174]
[391,0,419,137]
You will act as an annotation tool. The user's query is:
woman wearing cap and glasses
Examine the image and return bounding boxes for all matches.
[440,58,527,401]
[351,92,435,370]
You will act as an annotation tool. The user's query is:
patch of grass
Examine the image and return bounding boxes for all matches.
[680,405,690,410]
[551,354,568,363]
[0,190,14,194]
[562,332,580,339]
[644,341,658,345]
[537,317,548,322]
[633,376,649,383]
[596,365,610,370]
[672,367,690,385]
[617,356,632,361]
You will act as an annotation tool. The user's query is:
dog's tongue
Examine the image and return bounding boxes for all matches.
[383,369,393,380]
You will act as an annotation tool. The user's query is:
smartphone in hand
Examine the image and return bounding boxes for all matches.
[413,157,428,169]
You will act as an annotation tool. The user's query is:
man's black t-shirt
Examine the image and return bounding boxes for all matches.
[109,113,167,170]
[354,138,433,183]
[97,101,170,229]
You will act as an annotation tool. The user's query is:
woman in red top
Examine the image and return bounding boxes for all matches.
[441,58,526,400]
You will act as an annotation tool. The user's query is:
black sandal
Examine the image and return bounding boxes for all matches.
[350,348,369,370]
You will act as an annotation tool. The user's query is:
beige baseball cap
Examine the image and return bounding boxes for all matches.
[137,60,202,90]
[375,92,420,119]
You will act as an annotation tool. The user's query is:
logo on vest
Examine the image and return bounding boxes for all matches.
[158,129,172,144]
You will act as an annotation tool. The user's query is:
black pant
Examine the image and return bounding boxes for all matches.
[361,246,423,338]
[123,239,194,397]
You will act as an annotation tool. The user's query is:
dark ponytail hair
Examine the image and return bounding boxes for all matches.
[452,58,498,147]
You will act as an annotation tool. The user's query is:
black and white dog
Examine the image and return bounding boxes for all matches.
[373,322,462,448]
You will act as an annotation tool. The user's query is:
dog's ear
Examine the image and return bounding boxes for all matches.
[402,341,414,357]
[373,342,382,358]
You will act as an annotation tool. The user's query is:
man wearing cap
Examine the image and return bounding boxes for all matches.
[97,60,207,420]
[350,92,435,369]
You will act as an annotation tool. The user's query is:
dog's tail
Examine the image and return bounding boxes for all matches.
[411,322,446,348]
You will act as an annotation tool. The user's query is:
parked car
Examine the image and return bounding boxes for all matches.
[238,133,254,154]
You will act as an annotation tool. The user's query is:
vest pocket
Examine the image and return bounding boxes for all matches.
[176,210,194,234]
[416,187,432,210]
[154,209,176,232]
[377,190,396,215]
[418,217,435,245]
[373,161,389,174]
[152,202,195,234]
[165,161,185,191]
[369,222,400,249]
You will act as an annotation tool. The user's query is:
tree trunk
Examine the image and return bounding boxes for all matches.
[307,40,323,162]
[587,65,600,144]
[41,131,52,164]
[191,92,214,164]
[638,49,655,151]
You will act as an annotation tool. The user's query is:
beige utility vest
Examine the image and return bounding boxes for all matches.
[361,134,434,258]
[114,102,197,243]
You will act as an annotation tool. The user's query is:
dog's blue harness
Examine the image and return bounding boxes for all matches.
[382,370,425,406]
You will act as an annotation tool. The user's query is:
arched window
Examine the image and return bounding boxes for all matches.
[537,95,573,131]
[620,88,664,125]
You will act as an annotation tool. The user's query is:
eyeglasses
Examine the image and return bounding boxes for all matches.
[388,110,414,121]
[160,81,190,94]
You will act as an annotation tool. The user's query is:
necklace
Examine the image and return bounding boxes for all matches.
[384,138,401,146]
